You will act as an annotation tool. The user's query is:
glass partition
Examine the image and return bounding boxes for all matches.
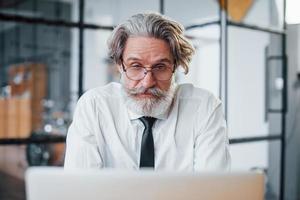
[0,0,77,22]
[84,0,159,26]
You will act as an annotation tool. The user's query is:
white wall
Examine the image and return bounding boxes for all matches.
[227,27,269,138]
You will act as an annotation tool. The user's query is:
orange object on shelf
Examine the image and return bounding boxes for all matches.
[18,98,32,138]
[219,0,253,22]
[3,97,32,138]
[6,98,19,138]
[0,97,32,139]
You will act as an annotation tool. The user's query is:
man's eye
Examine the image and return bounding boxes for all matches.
[155,65,167,70]
[131,65,142,68]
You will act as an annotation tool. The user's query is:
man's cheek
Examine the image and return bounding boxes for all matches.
[126,80,140,90]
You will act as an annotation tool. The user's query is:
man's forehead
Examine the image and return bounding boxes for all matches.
[122,37,173,62]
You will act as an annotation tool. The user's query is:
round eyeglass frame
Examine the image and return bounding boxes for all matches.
[121,60,176,81]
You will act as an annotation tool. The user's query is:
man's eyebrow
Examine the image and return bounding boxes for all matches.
[125,57,141,62]
[125,57,172,63]
[155,58,172,63]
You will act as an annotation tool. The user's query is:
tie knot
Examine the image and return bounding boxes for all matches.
[139,117,157,129]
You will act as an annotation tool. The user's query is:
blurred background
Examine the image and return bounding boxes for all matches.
[0,0,299,200]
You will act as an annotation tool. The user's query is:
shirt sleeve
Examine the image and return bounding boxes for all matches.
[194,98,231,172]
[64,93,104,169]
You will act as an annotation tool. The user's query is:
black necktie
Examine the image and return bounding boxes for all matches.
[139,117,156,168]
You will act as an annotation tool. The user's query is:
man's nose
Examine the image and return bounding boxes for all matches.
[141,71,156,89]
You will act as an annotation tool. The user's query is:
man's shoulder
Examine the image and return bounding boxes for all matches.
[75,82,122,108]
[177,83,216,100]
[176,83,221,111]
[81,82,122,100]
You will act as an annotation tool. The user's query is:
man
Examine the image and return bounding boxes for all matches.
[64,12,230,171]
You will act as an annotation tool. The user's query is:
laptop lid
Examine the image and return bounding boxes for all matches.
[25,167,264,200]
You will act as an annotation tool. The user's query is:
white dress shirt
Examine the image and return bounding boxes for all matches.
[64,82,231,171]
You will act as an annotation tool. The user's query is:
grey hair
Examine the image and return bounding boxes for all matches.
[107,12,195,74]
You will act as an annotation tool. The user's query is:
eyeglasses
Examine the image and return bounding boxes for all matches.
[121,61,175,81]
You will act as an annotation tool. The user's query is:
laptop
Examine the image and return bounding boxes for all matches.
[25,167,264,200]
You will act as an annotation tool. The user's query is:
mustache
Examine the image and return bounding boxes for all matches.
[126,86,165,98]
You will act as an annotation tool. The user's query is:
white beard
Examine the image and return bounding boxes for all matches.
[121,77,177,117]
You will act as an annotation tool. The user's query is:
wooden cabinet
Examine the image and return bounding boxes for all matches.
[0,63,48,139]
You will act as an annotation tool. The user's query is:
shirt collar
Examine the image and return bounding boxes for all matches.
[127,106,170,121]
